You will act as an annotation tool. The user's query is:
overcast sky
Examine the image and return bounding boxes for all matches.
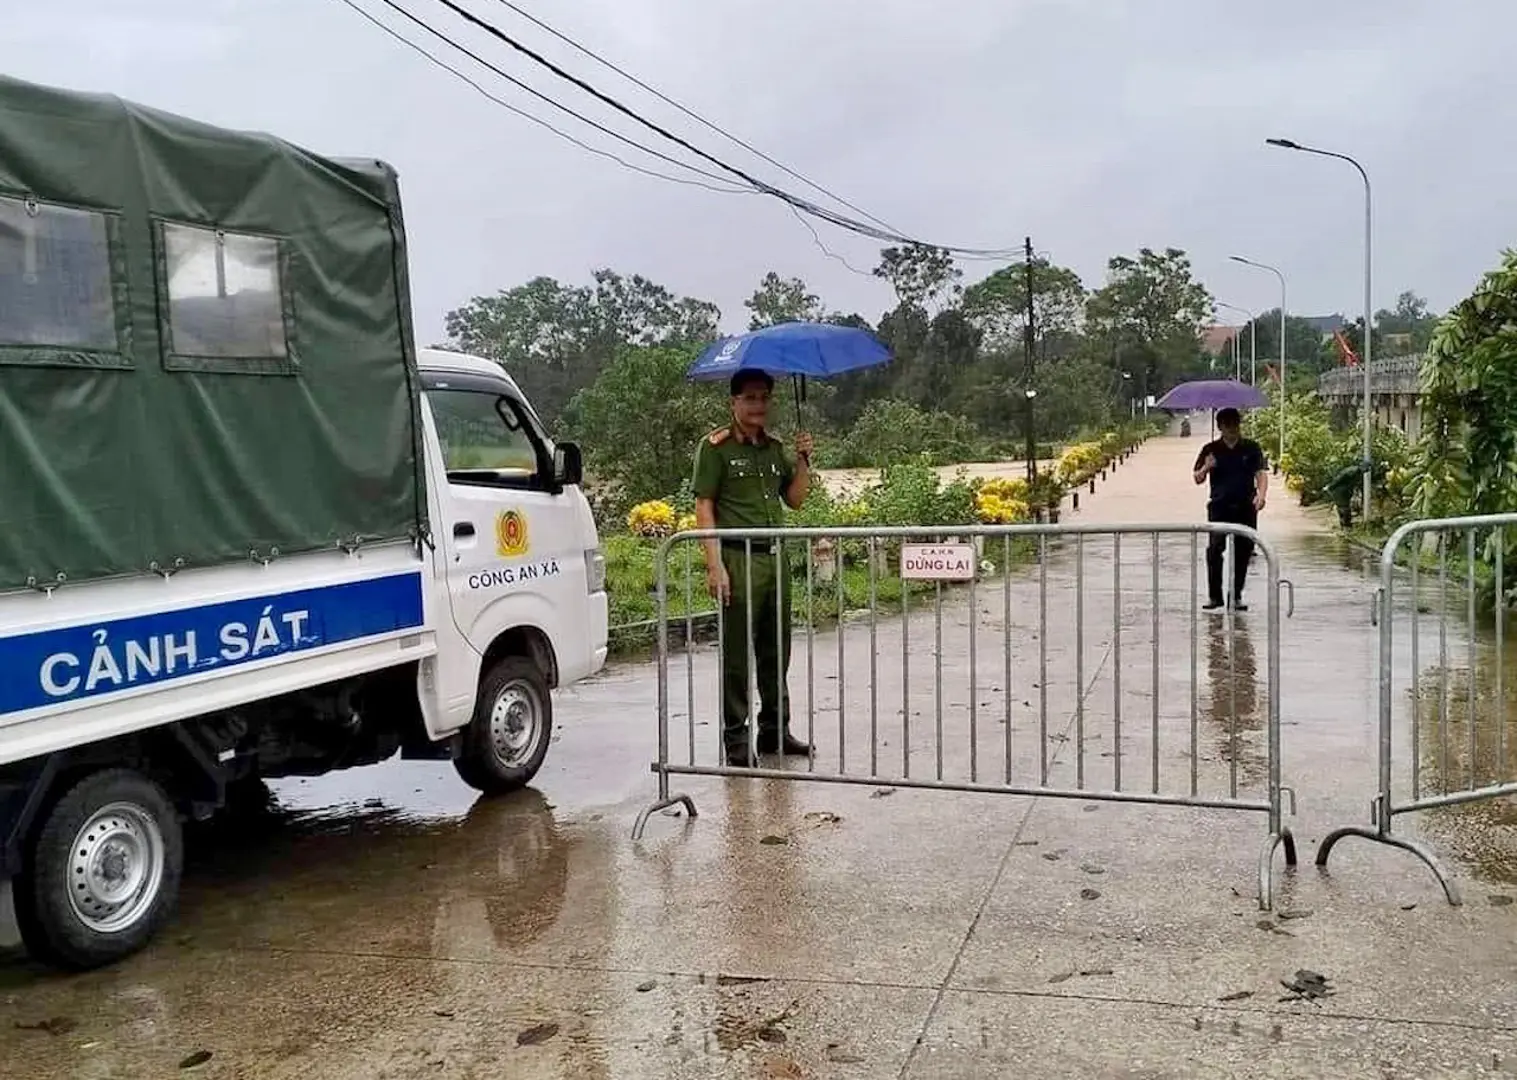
[6,0,1514,344]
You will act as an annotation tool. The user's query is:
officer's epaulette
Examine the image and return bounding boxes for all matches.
[706,427,731,446]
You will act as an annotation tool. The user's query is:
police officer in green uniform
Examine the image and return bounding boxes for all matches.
[692,368,815,767]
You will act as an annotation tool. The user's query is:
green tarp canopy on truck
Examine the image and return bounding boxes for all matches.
[0,73,428,591]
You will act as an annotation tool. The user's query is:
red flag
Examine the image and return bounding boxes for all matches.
[1333,330,1360,367]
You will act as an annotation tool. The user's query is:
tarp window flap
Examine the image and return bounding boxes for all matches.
[0,192,132,369]
[156,220,299,376]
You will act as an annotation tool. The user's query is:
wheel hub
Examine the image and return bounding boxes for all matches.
[488,683,540,767]
[67,803,166,934]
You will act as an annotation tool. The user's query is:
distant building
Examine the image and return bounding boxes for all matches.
[1199,324,1241,357]
[1300,313,1349,340]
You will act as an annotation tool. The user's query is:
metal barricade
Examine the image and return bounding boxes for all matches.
[1317,513,1517,906]
[632,523,1298,909]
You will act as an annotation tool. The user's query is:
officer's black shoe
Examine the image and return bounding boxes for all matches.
[1202,599,1225,612]
[759,731,814,757]
[723,743,759,768]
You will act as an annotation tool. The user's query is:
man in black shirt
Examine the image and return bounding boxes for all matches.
[1192,407,1269,611]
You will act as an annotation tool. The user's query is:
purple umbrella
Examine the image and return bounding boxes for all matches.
[1155,379,1269,412]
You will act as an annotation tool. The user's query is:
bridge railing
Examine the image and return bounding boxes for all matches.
[1317,354,1422,400]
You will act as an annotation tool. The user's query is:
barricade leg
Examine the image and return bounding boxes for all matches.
[631,781,698,842]
[632,536,697,841]
[1315,822,1460,905]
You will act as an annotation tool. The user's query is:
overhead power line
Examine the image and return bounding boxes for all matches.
[335,0,752,194]
[422,0,1024,257]
[485,0,905,238]
[354,0,751,193]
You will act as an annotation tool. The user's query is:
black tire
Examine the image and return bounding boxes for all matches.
[13,769,183,971]
[453,655,553,795]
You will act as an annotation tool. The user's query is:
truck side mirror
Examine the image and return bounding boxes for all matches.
[553,442,583,488]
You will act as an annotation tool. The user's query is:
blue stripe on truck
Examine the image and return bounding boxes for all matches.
[0,571,426,717]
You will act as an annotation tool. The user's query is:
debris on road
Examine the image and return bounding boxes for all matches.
[760,834,789,846]
[13,1017,76,1036]
[1278,970,1334,1003]
[1489,894,1513,907]
[716,998,798,1052]
[516,1022,561,1046]
[1080,888,1101,900]
[1049,968,1114,985]
[716,975,768,987]
[179,1050,213,1069]
[760,1054,804,1078]
[870,787,896,798]
[636,980,657,993]
[1217,990,1254,1002]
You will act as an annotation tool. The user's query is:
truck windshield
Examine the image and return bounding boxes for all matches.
[429,386,545,487]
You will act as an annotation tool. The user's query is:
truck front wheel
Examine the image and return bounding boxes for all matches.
[14,769,184,970]
[454,656,554,794]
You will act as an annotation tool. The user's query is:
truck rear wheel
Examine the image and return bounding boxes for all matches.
[454,656,554,794]
[13,769,183,970]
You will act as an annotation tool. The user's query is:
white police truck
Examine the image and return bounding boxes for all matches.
[0,75,607,969]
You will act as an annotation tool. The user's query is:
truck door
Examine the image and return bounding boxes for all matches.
[422,372,590,723]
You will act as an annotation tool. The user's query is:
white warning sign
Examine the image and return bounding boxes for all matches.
[900,543,977,581]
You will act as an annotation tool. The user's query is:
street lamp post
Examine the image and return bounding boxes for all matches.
[1267,137,1374,517]
[1216,302,1258,384]
[1249,317,1257,385]
[1229,257,1287,469]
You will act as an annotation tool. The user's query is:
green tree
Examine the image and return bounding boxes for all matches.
[561,343,722,510]
[1085,247,1214,391]
[1414,250,1517,521]
[1036,345,1123,437]
[443,270,719,426]
[961,258,1087,352]
[1374,290,1439,353]
[829,398,982,468]
[1237,310,1332,376]
[872,244,962,310]
[744,271,824,329]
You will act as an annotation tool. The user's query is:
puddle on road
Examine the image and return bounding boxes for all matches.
[179,771,579,949]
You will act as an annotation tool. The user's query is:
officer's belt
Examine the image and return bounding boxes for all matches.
[720,538,781,556]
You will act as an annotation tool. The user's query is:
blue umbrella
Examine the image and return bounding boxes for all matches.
[688,321,893,426]
[1156,379,1269,412]
[687,321,892,382]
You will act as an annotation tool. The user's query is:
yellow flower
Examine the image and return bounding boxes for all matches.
[627,499,676,537]
[1056,442,1106,485]
[974,492,1031,524]
[676,513,697,533]
[978,477,1029,501]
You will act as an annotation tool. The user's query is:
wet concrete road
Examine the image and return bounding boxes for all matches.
[7,436,1517,1078]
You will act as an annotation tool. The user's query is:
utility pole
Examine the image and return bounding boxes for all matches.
[1023,236,1036,483]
